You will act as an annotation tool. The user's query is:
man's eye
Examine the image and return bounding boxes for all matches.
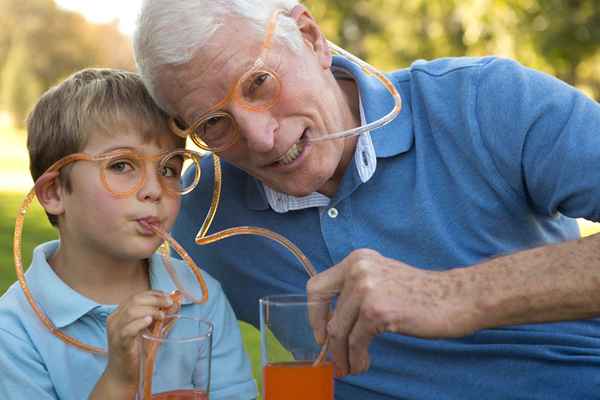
[205,116,223,128]
[199,116,227,139]
[249,73,269,92]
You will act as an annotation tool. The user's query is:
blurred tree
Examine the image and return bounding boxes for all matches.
[1,38,42,126]
[513,0,600,90]
[303,0,599,100]
[0,0,597,126]
[0,0,134,128]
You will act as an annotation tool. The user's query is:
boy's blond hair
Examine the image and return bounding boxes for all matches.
[26,68,183,226]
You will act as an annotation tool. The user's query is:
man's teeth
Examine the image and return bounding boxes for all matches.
[277,143,304,165]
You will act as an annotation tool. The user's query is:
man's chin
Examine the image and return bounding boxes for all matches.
[262,173,330,197]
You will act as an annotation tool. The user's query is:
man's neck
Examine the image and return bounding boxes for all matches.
[316,78,361,197]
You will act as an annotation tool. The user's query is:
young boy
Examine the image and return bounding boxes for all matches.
[0,69,257,399]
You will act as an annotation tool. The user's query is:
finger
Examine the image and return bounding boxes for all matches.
[131,291,174,308]
[306,261,353,344]
[308,297,332,346]
[307,260,351,297]
[120,315,155,339]
[347,312,379,375]
[327,283,363,376]
[109,305,165,330]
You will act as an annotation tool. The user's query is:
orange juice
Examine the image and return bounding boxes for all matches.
[264,361,334,400]
[151,389,208,400]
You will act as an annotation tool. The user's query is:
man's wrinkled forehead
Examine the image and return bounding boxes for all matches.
[164,26,264,120]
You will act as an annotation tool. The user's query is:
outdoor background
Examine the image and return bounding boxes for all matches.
[1,0,599,398]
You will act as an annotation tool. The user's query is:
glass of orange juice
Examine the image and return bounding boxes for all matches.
[137,315,213,400]
[260,294,334,400]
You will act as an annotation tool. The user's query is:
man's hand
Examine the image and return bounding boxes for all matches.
[307,249,480,376]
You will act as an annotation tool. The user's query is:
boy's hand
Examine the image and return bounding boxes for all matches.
[104,290,174,390]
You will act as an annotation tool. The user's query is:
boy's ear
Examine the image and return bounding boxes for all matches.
[34,171,65,218]
[290,4,332,70]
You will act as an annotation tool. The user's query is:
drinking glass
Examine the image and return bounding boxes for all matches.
[138,315,213,400]
[259,294,334,400]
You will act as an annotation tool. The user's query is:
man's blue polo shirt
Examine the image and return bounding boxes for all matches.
[172,56,600,399]
[0,241,257,399]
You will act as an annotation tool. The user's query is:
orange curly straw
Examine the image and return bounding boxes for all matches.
[141,290,183,400]
[192,154,329,366]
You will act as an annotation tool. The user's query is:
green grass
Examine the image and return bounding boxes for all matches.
[0,191,57,291]
[0,191,263,398]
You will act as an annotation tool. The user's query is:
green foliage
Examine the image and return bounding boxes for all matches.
[0,192,57,293]
[0,0,597,125]
[303,0,600,100]
[0,0,134,128]
[1,41,42,127]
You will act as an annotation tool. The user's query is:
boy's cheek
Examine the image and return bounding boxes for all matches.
[165,196,182,229]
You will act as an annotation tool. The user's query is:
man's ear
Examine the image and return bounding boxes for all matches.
[34,171,65,219]
[290,5,332,69]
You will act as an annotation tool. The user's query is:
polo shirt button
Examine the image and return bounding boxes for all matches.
[327,207,339,218]
[97,312,108,322]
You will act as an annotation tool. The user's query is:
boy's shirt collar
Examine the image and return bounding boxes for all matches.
[27,241,98,329]
[25,240,194,329]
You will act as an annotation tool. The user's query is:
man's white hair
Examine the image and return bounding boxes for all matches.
[133,0,302,114]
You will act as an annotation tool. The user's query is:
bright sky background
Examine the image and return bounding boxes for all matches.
[55,0,143,36]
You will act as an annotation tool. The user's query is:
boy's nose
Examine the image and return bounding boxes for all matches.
[137,167,163,202]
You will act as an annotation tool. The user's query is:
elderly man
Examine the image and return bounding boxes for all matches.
[134,1,600,398]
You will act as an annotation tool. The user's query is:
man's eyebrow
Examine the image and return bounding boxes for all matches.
[184,50,265,123]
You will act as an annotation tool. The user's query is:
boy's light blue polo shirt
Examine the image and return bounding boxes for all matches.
[0,241,257,400]
[172,55,600,399]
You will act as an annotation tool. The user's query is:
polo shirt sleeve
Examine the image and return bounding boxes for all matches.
[203,280,258,400]
[0,327,58,399]
[475,58,600,221]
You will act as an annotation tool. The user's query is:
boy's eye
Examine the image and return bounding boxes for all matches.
[108,160,135,173]
[160,165,179,178]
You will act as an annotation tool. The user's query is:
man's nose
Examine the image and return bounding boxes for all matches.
[232,105,278,153]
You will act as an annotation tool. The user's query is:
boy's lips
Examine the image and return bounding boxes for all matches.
[137,217,162,234]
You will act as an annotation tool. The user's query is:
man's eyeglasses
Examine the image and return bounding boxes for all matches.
[48,148,202,197]
[169,10,402,153]
[169,10,285,152]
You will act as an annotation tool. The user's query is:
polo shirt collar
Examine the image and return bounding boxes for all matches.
[25,241,194,329]
[26,241,99,329]
[243,53,414,210]
[331,55,414,158]
[245,176,269,211]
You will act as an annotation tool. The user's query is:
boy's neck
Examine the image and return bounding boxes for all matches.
[48,241,151,305]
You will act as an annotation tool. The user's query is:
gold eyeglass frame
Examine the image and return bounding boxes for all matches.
[168,9,402,153]
[45,148,202,198]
